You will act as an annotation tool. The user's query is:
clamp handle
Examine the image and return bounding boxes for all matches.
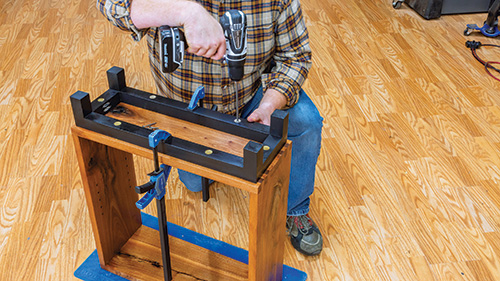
[136,180,155,194]
[136,189,156,209]
[188,86,205,111]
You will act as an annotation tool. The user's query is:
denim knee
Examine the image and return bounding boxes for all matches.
[287,91,324,139]
[178,170,204,192]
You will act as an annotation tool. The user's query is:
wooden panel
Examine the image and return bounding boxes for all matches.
[105,225,247,281]
[108,103,251,157]
[73,127,290,280]
[248,142,291,281]
[72,134,142,265]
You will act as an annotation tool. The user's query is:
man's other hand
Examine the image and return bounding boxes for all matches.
[247,89,287,126]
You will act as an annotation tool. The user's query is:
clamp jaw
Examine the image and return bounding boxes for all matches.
[135,129,173,209]
[135,164,171,209]
[187,86,205,111]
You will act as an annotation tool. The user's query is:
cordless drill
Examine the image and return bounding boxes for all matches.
[220,10,247,122]
[159,10,247,121]
[220,10,247,81]
[158,11,247,74]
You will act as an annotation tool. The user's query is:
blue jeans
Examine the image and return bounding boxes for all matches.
[178,87,323,216]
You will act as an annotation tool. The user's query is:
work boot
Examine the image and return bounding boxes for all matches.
[286,214,323,256]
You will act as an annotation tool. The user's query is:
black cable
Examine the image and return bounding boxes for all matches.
[485,61,500,81]
[466,40,500,74]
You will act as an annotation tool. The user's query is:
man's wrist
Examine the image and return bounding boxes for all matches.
[177,1,204,26]
[257,101,278,116]
[261,88,288,111]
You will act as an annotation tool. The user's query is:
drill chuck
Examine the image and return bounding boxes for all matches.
[227,60,245,81]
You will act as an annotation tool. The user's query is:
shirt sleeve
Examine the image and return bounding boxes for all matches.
[262,0,312,108]
[96,0,148,41]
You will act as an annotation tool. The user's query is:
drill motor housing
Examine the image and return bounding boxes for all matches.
[220,10,248,81]
[158,10,247,79]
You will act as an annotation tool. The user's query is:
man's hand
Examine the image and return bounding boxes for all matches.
[130,0,226,60]
[247,89,287,125]
[183,9,226,60]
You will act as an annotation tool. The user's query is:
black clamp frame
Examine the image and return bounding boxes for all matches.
[70,67,288,183]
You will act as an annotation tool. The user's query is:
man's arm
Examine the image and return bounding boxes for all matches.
[97,0,225,59]
[130,0,226,59]
[248,0,312,125]
[129,0,194,29]
[97,0,147,41]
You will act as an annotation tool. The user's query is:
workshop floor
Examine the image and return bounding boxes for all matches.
[1,0,500,280]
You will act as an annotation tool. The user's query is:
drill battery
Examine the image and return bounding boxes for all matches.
[159,26,186,73]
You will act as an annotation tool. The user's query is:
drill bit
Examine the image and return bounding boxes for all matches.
[234,81,241,123]
[221,10,247,124]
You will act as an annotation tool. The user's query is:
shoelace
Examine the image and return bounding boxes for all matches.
[287,214,313,235]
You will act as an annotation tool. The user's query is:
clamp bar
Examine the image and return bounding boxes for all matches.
[135,130,174,281]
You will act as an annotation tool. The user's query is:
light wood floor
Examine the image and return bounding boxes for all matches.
[1,0,500,280]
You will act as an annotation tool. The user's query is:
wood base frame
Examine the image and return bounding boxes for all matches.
[72,126,291,281]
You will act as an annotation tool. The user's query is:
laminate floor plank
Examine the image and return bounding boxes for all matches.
[2,0,500,280]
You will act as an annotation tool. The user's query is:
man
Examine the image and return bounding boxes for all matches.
[98,0,324,256]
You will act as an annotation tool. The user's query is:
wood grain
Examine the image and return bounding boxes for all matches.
[248,143,291,281]
[3,0,500,280]
[107,103,251,157]
[73,134,142,265]
[105,225,248,281]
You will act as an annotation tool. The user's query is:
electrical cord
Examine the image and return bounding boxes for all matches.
[466,40,500,81]
[485,61,500,82]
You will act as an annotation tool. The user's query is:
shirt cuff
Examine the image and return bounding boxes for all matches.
[110,0,148,41]
[262,78,300,108]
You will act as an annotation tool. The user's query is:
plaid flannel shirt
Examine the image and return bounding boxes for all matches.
[97,0,311,114]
